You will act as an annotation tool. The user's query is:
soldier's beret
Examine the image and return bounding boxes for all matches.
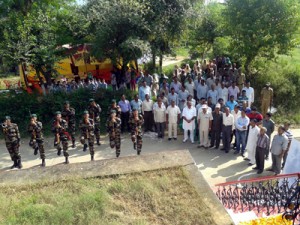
[5,116,10,120]
[31,114,37,118]
[55,111,61,115]
[83,110,89,115]
[64,101,70,105]
[112,99,116,103]
[89,98,95,102]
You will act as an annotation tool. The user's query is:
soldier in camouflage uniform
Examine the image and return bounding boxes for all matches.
[79,111,95,161]
[88,98,102,145]
[27,114,46,167]
[129,109,144,155]
[61,101,76,148]
[106,110,122,158]
[51,111,70,164]
[107,99,121,118]
[2,116,22,169]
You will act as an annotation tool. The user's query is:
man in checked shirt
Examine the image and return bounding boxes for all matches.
[252,127,270,174]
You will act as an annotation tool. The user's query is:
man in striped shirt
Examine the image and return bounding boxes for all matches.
[253,127,270,174]
[282,122,293,169]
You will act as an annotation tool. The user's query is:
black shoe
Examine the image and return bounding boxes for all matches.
[173,138,177,140]
[34,147,38,156]
[83,144,88,152]
[234,151,239,154]
[134,143,137,150]
[137,151,141,155]
[214,146,219,149]
[252,167,258,170]
[248,163,254,166]
[91,155,94,161]
[168,138,172,141]
[72,141,76,148]
[257,170,263,174]
[225,151,229,153]
[57,148,62,156]
[116,153,120,158]
[17,159,23,169]
[97,140,101,146]
[241,153,245,157]
[65,157,69,164]
[244,158,250,161]
[209,145,214,148]
[10,160,17,169]
[41,159,46,167]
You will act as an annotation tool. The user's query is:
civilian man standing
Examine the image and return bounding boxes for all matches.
[142,94,154,132]
[222,107,234,153]
[166,100,181,141]
[118,94,131,133]
[267,126,288,175]
[262,113,275,160]
[197,104,213,148]
[253,127,270,174]
[210,104,223,149]
[234,110,250,157]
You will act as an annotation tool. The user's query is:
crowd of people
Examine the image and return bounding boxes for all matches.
[1,57,293,177]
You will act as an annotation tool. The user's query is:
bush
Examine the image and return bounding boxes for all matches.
[0,88,136,137]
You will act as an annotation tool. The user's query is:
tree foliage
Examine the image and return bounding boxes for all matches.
[225,0,300,73]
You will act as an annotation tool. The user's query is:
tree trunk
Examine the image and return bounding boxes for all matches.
[159,53,163,74]
[152,49,156,73]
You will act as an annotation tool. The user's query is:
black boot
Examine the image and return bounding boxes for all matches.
[97,139,101,146]
[41,159,46,167]
[57,148,62,156]
[34,147,38,155]
[17,159,23,169]
[91,155,94,161]
[83,144,88,152]
[137,150,141,155]
[116,152,120,158]
[134,143,137,150]
[65,157,69,164]
[72,141,76,148]
[10,159,17,169]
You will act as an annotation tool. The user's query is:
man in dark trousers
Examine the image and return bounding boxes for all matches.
[210,103,223,149]
[253,127,270,174]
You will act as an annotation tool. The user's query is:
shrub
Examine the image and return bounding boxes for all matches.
[0,88,136,137]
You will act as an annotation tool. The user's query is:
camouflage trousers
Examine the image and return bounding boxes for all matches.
[131,132,142,153]
[29,138,45,159]
[6,141,21,161]
[94,123,101,142]
[109,134,121,156]
[80,136,95,156]
[68,123,76,143]
[55,136,69,157]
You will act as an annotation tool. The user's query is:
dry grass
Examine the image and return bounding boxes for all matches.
[0,167,216,225]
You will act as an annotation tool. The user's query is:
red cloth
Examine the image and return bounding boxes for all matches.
[247,112,263,122]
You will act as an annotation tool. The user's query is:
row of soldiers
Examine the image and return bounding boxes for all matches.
[1,99,144,169]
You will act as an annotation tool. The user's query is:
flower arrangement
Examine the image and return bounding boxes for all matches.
[239,214,293,225]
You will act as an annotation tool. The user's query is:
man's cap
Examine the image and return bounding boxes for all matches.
[55,111,61,115]
[5,116,11,120]
[112,99,116,103]
[266,82,271,86]
[89,98,95,102]
[64,101,70,105]
[215,103,221,108]
[83,110,89,115]
[31,114,37,118]
[201,104,208,109]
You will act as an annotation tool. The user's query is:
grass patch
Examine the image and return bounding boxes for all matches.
[0,168,216,225]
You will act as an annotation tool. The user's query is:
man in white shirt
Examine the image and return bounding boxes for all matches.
[182,101,197,143]
[153,99,166,139]
[196,79,208,100]
[244,119,260,166]
[197,104,213,148]
[185,76,195,97]
[139,81,151,101]
[222,107,234,153]
[168,87,179,106]
[219,82,229,103]
[142,94,154,132]
[178,85,189,111]
[242,81,255,107]
[228,81,240,100]
[231,104,241,149]
[206,73,215,91]
[166,100,181,141]
[170,76,182,94]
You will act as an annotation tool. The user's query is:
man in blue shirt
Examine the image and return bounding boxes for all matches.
[130,94,143,114]
[234,110,250,157]
[138,81,151,101]
[118,94,131,133]
[226,95,238,111]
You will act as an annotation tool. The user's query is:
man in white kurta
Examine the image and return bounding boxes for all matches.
[245,119,260,165]
[182,101,197,143]
[242,81,255,107]
[166,100,181,140]
[197,104,213,148]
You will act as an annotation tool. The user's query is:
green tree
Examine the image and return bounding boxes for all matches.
[86,0,150,76]
[225,0,300,74]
